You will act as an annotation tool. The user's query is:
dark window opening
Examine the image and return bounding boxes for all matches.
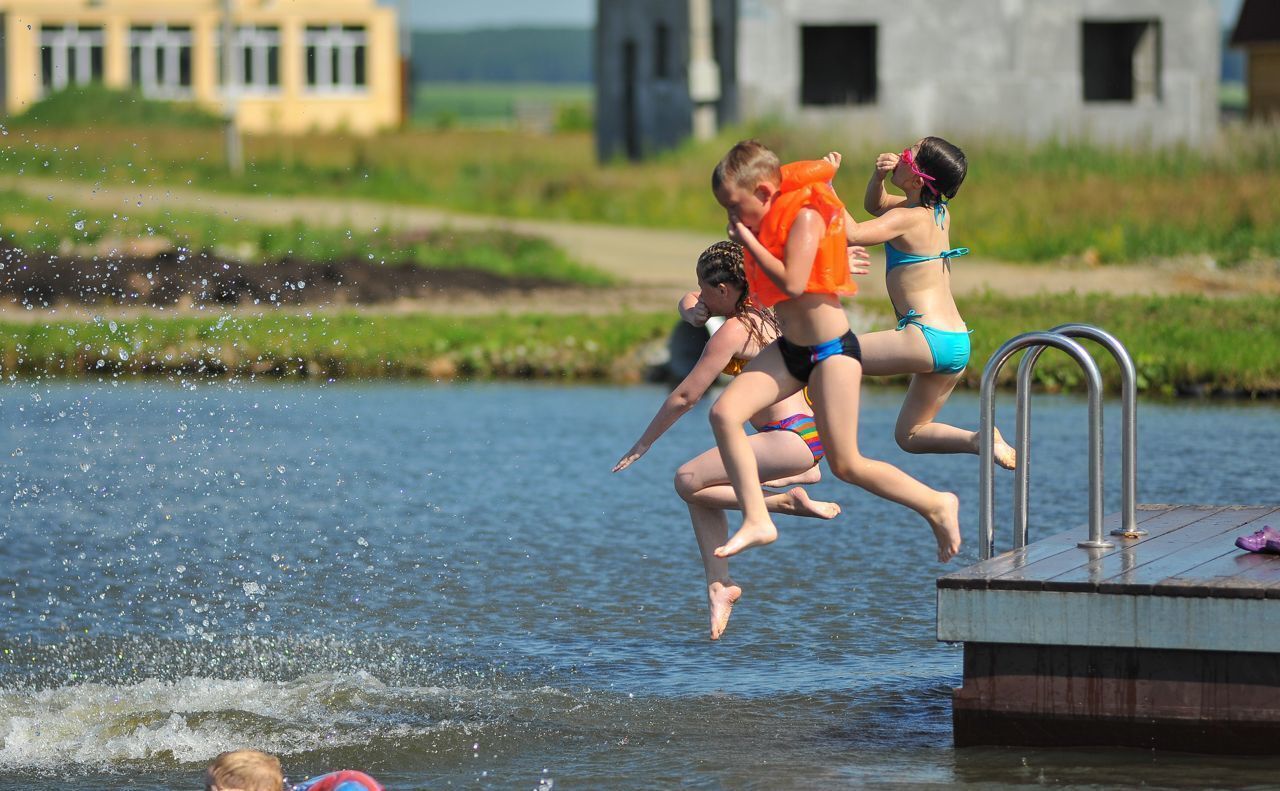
[1083,20,1161,103]
[354,45,366,86]
[654,23,669,79]
[801,25,876,106]
[40,46,53,88]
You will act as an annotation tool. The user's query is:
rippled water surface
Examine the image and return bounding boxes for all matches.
[1,381,1278,789]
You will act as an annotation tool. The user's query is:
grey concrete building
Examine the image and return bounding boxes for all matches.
[595,0,1220,161]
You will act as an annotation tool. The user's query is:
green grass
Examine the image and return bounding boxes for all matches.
[0,311,674,381]
[0,189,612,286]
[412,82,592,129]
[7,83,223,129]
[0,294,1276,394]
[3,88,1279,265]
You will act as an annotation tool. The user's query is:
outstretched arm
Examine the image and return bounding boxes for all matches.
[864,152,907,217]
[730,209,822,300]
[613,318,749,472]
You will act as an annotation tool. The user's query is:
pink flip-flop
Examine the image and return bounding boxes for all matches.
[1236,525,1279,553]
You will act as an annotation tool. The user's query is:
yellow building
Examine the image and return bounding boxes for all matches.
[0,0,401,134]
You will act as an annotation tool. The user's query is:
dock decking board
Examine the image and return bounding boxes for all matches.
[938,506,1174,588]
[1046,507,1279,595]
[939,505,1280,597]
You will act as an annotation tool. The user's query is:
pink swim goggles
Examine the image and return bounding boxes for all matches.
[900,147,938,195]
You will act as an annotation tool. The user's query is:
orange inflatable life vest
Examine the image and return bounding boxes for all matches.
[743,160,855,309]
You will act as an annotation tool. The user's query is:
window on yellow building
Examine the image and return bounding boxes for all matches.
[39,24,105,94]
[304,25,367,91]
[129,25,193,98]
[218,26,281,92]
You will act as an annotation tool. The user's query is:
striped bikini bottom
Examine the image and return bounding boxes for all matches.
[758,413,825,463]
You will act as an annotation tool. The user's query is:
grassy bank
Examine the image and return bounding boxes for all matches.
[0,294,1277,396]
[4,88,1279,264]
[0,312,673,382]
[0,189,611,286]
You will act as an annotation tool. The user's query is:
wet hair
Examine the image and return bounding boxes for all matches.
[695,240,780,349]
[206,749,283,791]
[914,136,967,209]
[711,140,782,194]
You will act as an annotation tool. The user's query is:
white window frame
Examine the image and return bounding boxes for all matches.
[237,25,281,92]
[304,24,368,93]
[129,24,193,98]
[40,24,105,93]
[217,26,282,93]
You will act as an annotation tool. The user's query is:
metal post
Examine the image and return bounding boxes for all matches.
[980,332,1110,560]
[222,0,243,177]
[1014,324,1143,542]
[687,0,720,141]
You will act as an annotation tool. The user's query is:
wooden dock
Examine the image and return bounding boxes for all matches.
[938,504,1280,754]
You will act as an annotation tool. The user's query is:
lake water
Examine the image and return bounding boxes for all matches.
[1,381,1277,790]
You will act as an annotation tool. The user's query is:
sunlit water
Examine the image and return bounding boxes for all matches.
[1,381,1277,789]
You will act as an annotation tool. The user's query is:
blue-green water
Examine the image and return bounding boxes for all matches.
[1,381,1277,789]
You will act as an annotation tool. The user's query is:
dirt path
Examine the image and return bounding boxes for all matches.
[4,176,1275,308]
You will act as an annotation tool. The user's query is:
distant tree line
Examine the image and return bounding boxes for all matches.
[411,28,591,83]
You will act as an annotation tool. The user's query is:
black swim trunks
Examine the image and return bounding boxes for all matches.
[777,331,861,383]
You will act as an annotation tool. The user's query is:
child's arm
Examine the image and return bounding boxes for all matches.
[678,290,710,327]
[845,206,915,248]
[730,209,822,300]
[864,152,907,217]
[613,318,749,472]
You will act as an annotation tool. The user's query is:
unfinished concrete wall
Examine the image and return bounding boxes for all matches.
[733,0,1219,147]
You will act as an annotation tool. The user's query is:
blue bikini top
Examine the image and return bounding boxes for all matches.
[885,242,970,272]
[884,203,969,273]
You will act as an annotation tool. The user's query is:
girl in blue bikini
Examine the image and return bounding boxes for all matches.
[830,138,1016,469]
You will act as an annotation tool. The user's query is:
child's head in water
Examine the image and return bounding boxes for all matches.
[205,749,283,791]
[893,136,967,208]
[711,140,782,232]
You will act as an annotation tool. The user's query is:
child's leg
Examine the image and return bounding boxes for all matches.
[686,502,740,640]
[707,342,805,557]
[674,432,840,519]
[895,373,1017,469]
[678,432,838,639]
[762,466,822,488]
[859,327,1016,469]
[808,354,963,562]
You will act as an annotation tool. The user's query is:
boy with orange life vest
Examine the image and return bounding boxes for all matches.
[707,140,962,563]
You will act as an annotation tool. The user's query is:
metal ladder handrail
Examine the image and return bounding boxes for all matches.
[1014,323,1143,547]
[979,331,1111,560]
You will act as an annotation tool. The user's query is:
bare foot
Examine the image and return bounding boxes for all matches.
[926,492,963,563]
[993,430,1017,470]
[708,580,742,640]
[763,465,821,488]
[714,518,778,558]
[784,487,841,519]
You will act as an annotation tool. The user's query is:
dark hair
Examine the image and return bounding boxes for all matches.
[695,241,779,349]
[914,136,967,209]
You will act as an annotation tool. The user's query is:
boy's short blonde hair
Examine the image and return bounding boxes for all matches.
[206,749,284,791]
[712,139,782,193]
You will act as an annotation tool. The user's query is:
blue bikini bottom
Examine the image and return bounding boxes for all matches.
[896,310,971,375]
